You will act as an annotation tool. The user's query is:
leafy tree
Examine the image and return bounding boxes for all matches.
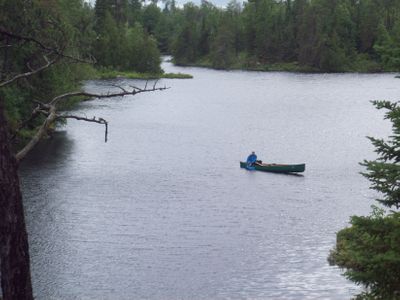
[126,23,161,73]
[142,3,162,35]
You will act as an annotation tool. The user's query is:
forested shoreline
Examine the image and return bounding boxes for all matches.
[161,0,400,72]
[2,1,400,299]
[3,0,400,144]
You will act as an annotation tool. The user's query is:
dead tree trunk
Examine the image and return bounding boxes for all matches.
[0,96,33,300]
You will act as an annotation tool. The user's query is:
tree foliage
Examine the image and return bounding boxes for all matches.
[1,0,96,134]
[161,0,400,71]
[1,0,163,140]
[93,0,161,73]
[329,101,400,299]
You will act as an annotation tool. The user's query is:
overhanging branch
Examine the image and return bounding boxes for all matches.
[15,83,169,161]
[50,85,169,105]
[57,114,108,142]
[15,106,57,161]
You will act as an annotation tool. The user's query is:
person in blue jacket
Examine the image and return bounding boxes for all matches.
[246,151,258,169]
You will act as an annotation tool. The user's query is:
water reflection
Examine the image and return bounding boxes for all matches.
[21,131,74,168]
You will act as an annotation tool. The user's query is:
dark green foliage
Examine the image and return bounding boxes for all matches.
[211,20,235,69]
[0,0,97,133]
[374,22,400,70]
[329,207,400,299]
[125,24,161,73]
[142,3,162,35]
[93,0,162,73]
[1,0,163,146]
[329,101,400,299]
[171,3,202,64]
[95,0,128,27]
[362,101,400,209]
[162,0,400,72]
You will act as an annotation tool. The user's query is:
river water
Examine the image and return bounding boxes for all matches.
[20,61,397,299]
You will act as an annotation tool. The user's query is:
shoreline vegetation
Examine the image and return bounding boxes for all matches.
[168,1,400,74]
[172,56,391,74]
[94,68,193,80]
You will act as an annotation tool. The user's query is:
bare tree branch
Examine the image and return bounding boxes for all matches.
[111,84,129,93]
[15,106,57,161]
[50,85,169,105]
[152,79,159,90]
[57,114,108,142]
[15,83,169,161]
[1,26,169,161]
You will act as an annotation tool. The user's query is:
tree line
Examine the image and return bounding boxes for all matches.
[2,1,400,299]
[149,0,400,72]
[4,0,400,134]
[93,0,161,73]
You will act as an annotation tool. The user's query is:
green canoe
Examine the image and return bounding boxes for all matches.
[240,161,305,173]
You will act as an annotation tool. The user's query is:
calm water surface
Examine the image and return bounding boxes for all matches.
[20,61,397,299]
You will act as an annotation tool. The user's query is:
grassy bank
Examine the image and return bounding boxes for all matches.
[94,69,193,80]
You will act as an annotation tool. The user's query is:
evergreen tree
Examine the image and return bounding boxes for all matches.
[211,20,235,69]
[94,10,123,67]
[142,3,162,35]
[172,3,201,64]
[355,0,381,53]
[164,0,400,72]
[94,0,162,72]
[329,101,400,299]
[375,21,400,70]
[127,0,142,26]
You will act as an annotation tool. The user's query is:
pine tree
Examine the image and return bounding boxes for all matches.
[329,100,400,299]
[362,101,400,208]
[211,20,235,69]
[374,21,400,70]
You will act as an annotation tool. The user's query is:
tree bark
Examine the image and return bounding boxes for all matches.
[0,96,33,300]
